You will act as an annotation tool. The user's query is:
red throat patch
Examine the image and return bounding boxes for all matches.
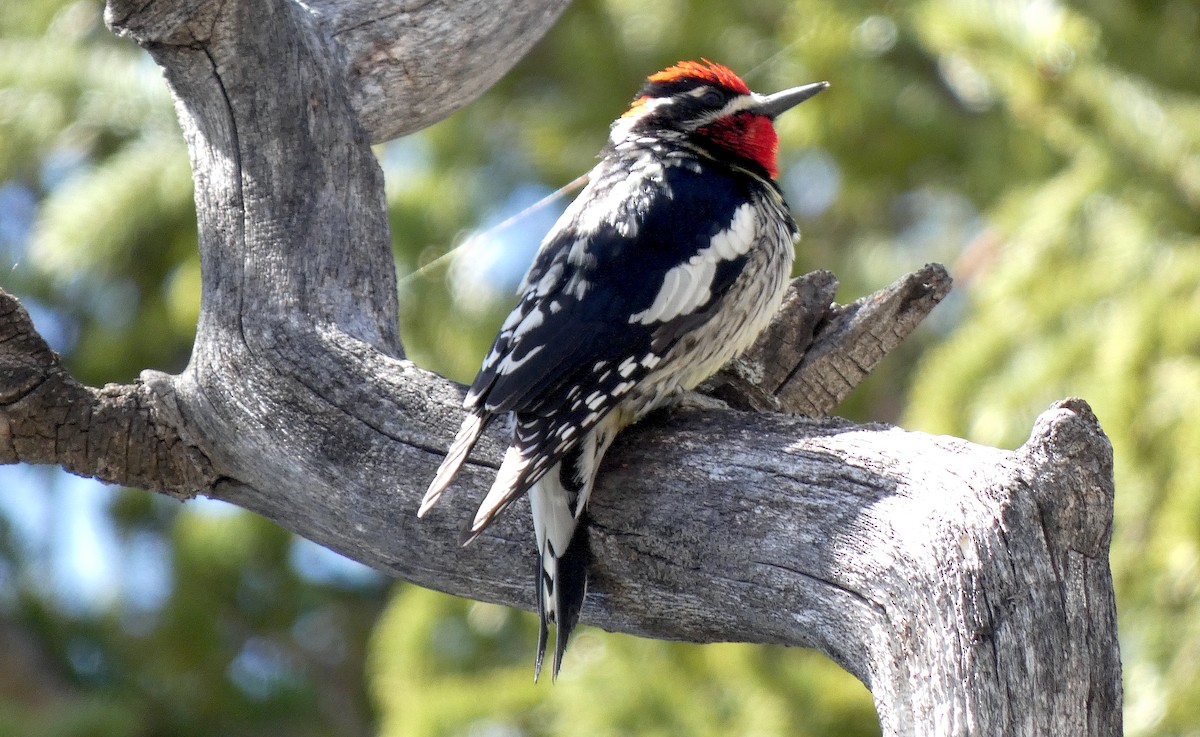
[647,59,750,95]
[699,113,780,179]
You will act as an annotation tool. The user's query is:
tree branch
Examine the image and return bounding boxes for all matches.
[306,0,573,141]
[0,291,212,497]
[703,263,952,415]
[0,0,1122,734]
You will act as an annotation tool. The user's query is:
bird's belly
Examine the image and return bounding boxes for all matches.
[621,236,793,421]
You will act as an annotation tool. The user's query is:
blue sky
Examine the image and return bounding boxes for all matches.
[0,464,380,615]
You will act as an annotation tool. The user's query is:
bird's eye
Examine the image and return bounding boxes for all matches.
[701,90,724,107]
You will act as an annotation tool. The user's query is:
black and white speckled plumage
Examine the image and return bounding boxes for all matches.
[418,60,827,680]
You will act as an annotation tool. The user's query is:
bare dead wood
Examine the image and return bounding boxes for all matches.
[0,0,1123,734]
[702,263,951,415]
[305,0,573,142]
[0,292,212,495]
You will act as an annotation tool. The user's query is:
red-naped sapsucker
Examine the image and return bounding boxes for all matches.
[420,59,828,680]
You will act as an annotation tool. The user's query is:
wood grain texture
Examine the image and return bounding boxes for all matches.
[308,0,573,141]
[702,263,951,415]
[0,0,1123,734]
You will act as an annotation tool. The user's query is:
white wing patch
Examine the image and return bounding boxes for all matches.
[630,203,758,325]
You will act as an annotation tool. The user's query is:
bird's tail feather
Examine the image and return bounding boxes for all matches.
[419,412,486,517]
[528,465,590,681]
[458,443,537,545]
[460,413,572,545]
[535,519,589,681]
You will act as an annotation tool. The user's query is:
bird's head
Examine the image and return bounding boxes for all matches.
[612,59,828,179]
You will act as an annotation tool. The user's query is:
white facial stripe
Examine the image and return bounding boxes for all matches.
[613,88,762,141]
[629,203,758,325]
[608,96,673,144]
[696,93,761,127]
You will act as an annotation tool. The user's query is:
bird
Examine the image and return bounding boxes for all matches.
[418,59,827,681]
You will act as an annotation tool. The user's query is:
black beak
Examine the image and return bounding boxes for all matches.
[754,81,830,118]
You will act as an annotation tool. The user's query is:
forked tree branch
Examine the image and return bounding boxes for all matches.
[0,0,1121,734]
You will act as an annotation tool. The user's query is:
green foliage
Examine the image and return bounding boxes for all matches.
[898,4,1200,734]
[3,0,1199,734]
[1,0,196,384]
[371,587,875,737]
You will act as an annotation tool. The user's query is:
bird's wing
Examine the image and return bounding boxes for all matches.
[459,163,784,533]
[470,163,769,416]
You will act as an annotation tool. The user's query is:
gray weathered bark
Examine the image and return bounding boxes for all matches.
[0,0,1121,734]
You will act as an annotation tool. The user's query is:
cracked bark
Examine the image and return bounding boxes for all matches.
[0,0,1122,734]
